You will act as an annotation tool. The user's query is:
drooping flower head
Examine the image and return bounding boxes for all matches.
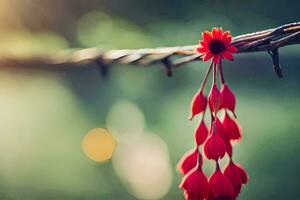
[197,28,237,64]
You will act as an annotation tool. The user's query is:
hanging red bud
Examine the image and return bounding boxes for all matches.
[221,83,236,114]
[222,112,242,140]
[180,165,209,200]
[207,167,234,200]
[195,121,209,145]
[214,117,226,138]
[177,148,200,174]
[203,129,226,160]
[224,160,249,197]
[208,84,222,113]
[179,28,247,200]
[189,90,207,120]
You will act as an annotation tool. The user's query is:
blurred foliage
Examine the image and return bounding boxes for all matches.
[0,0,299,200]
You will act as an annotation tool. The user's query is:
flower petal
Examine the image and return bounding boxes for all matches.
[197,47,209,53]
[216,28,223,39]
[199,41,208,48]
[212,27,218,38]
[222,31,230,40]
[202,52,213,61]
[202,31,212,43]
[222,51,234,61]
[224,35,232,45]
[228,46,238,53]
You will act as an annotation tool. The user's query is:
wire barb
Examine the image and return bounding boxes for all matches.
[95,58,109,78]
[161,58,173,77]
[268,49,283,78]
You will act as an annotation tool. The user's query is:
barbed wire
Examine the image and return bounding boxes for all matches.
[0,22,299,77]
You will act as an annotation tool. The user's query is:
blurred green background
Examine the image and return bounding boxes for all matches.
[0,0,299,199]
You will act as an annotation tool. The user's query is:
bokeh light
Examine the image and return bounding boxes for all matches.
[112,133,173,200]
[106,100,145,143]
[83,128,116,162]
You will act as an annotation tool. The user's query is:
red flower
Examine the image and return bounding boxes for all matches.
[197,27,237,64]
[207,167,234,200]
[177,148,201,174]
[221,84,236,114]
[190,90,207,120]
[222,112,242,140]
[224,161,249,197]
[195,120,209,145]
[208,84,222,113]
[203,125,226,160]
[180,166,209,200]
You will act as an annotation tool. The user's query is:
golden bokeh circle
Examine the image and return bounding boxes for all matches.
[83,128,116,162]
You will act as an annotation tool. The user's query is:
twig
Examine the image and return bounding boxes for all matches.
[0,22,299,72]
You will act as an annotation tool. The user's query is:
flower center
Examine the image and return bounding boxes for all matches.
[209,39,225,54]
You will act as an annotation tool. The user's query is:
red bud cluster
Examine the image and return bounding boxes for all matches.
[178,28,248,200]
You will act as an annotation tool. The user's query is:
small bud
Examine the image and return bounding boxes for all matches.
[222,112,242,140]
[224,161,249,197]
[203,129,226,160]
[221,84,236,114]
[207,167,234,200]
[189,90,207,120]
[195,121,209,145]
[180,165,209,200]
[177,148,200,174]
[208,84,222,113]
[214,117,226,138]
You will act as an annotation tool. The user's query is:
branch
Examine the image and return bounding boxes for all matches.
[0,22,299,73]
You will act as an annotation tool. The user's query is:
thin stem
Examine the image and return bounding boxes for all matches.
[200,109,206,123]
[218,60,226,84]
[213,63,217,84]
[199,61,213,91]
[210,111,215,133]
[215,160,220,170]
[196,148,203,171]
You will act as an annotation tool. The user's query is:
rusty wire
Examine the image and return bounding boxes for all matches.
[0,22,299,76]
